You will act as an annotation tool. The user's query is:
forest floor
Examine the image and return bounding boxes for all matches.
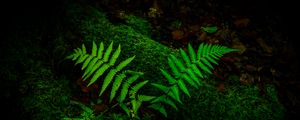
[1,0,296,119]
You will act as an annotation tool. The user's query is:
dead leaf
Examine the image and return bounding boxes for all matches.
[199,32,207,41]
[217,83,225,92]
[207,38,219,44]
[240,73,255,85]
[256,38,273,53]
[234,18,250,28]
[245,64,257,72]
[93,104,108,113]
[231,38,247,54]
[171,30,184,40]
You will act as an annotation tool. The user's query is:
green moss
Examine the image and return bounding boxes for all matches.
[66,4,176,85]
[21,65,71,120]
[173,83,285,120]
[65,4,285,119]
[124,15,152,37]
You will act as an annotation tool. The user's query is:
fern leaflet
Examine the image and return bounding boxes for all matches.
[149,42,238,117]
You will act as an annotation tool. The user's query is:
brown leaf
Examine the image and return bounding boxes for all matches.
[240,73,255,85]
[256,38,273,53]
[171,30,184,40]
[231,38,247,54]
[199,32,207,41]
[234,18,250,28]
[217,83,225,92]
[245,64,257,72]
[93,104,108,113]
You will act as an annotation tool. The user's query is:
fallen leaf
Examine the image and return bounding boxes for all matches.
[93,104,108,113]
[217,83,225,92]
[234,18,250,28]
[171,30,185,40]
[231,38,247,54]
[199,32,207,41]
[256,37,273,53]
[245,64,257,72]
[240,73,255,85]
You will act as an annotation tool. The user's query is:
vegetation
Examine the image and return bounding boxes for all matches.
[66,40,238,118]
[2,1,289,120]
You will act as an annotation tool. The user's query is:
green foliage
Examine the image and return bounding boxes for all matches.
[170,20,183,30]
[21,64,71,120]
[63,100,95,120]
[201,26,218,33]
[66,4,175,86]
[67,41,152,118]
[174,83,285,120]
[148,43,239,117]
[65,4,285,120]
[125,15,152,37]
[67,41,134,91]
[67,41,238,118]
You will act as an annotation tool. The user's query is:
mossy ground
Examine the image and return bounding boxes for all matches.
[1,1,287,120]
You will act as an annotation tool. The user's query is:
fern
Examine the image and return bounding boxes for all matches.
[63,100,95,120]
[149,43,238,117]
[67,41,150,118]
[67,41,238,118]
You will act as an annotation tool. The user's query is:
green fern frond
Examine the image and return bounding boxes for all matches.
[91,41,97,56]
[160,69,176,84]
[87,63,111,86]
[82,59,104,80]
[168,58,180,77]
[171,85,181,104]
[67,41,238,118]
[188,44,197,62]
[129,80,149,96]
[148,104,167,117]
[103,41,114,61]
[97,68,117,94]
[180,48,191,65]
[131,99,142,117]
[118,71,143,103]
[177,80,190,97]
[151,83,169,93]
[127,79,149,118]
[151,83,182,104]
[182,74,198,88]
[70,100,93,115]
[116,56,136,70]
[137,95,156,102]
[97,55,134,96]
[186,69,201,86]
[68,41,152,118]
[81,55,94,70]
[170,55,185,72]
[110,72,127,103]
[151,95,178,110]
[149,42,238,117]
[119,103,130,116]
[116,72,149,118]
[109,45,121,65]
[97,42,104,59]
[82,44,87,54]
[81,42,105,79]
[191,64,204,78]
[76,54,88,65]
[68,42,141,99]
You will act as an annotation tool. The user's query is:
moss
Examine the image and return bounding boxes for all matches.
[66,4,177,85]
[21,65,71,120]
[65,4,285,119]
[124,15,152,37]
[173,82,285,120]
